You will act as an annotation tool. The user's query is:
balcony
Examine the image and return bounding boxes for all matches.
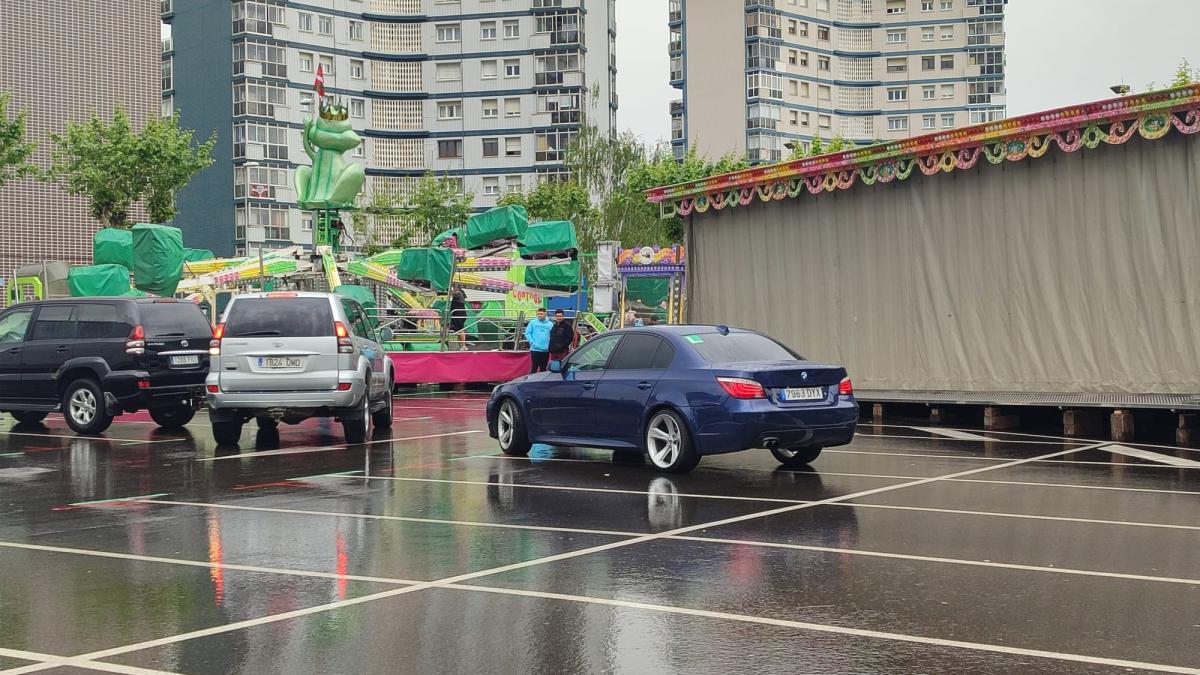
[670,99,684,115]
[668,40,682,55]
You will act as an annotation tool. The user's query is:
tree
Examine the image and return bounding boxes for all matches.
[1172,58,1199,87]
[396,173,474,247]
[0,91,36,189]
[789,134,850,159]
[498,179,597,224]
[49,107,215,228]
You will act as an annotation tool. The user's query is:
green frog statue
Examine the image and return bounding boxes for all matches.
[295,101,365,210]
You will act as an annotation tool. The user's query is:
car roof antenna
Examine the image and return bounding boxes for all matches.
[716,325,730,335]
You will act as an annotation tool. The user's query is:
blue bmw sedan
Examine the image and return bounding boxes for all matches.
[486,325,858,473]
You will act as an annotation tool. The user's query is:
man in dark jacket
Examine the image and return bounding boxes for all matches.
[548,309,575,363]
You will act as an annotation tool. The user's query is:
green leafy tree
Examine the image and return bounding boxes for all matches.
[351,188,403,255]
[397,173,474,247]
[498,179,597,224]
[0,91,36,189]
[1171,58,1199,87]
[49,107,214,228]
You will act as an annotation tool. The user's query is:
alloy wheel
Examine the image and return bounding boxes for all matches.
[647,413,682,468]
[498,401,516,449]
[70,389,97,426]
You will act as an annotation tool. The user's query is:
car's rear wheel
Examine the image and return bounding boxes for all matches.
[62,379,114,435]
[372,381,394,429]
[10,411,48,425]
[771,446,823,468]
[645,410,700,474]
[212,418,244,446]
[149,405,195,430]
[497,399,531,457]
[343,393,372,444]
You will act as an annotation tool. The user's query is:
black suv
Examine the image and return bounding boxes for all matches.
[0,298,213,434]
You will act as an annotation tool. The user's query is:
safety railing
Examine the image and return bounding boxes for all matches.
[368,305,533,352]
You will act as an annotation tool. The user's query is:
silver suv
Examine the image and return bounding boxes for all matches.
[206,292,393,445]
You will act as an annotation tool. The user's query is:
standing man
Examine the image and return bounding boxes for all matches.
[548,309,575,364]
[524,307,553,373]
[449,285,468,351]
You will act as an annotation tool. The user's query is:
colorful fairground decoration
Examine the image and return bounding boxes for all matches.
[617,245,687,326]
[617,245,686,270]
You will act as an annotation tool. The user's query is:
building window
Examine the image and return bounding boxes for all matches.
[816,0,829,9]
[503,20,520,38]
[318,15,333,35]
[301,213,313,232]
[888,116,908,131]
[886,29,906,44]
[162,60,173,91]
[482,137,499,157]
[298,12,312,32]
[234,164,288,199]
[482,99,499,118]
[942,113,956,128]
[787,19,796,35]
[438,100,461,120]
[505,136,521,157]
[941,25,954,40]
[798,21,809,37]
[818,114,831,129]
[885,0,906,14]
[436,62,462,81]
[319,54,334,74]
[887,87,907,102]
[788,110,798,126]
[483,177,500,195]
[438,139,463,159]
[941,0,953,9]
[801,111,811,127]
[504,59,521,77]
[818,84,831,101]
[481,60,498,79]
[922,114,936,130]
[817,26,830,40]
[817,56,830,71]
[922,26,935,41]
[788,80,798,96]
[504,97,521,117]
[941,54,955,69]
[350,59,364,79]
[349,20,363,40]
[788,50,797,65]
[234,123,288,160]
[922,56,936,71]
[887,58,908,73]
[506,175,522,192]
[941,83,955,98]
[481,21,497,40]
[349,98,364,119]
[436,24,461,43]
[535,130,576,161]
[922,85,936,100]
[299,52,313,72]
[921,0,934,10]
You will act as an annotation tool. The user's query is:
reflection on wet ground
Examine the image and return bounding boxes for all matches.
[1,394,1198,674]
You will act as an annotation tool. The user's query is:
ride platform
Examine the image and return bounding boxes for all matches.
[388,349,531,385]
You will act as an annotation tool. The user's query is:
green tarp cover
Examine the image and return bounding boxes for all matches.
[68,264,131,297]
[518,220,577,257]
[626,277,670,308]
[459,205,528,250]
[132,223,185,296]
[395,247,454,292]
[524,260,580,290]
[93,228,133,269]
[183,248,215,262]
[334,284,378,327]
[121,288,149,298]
[432,228,462,247]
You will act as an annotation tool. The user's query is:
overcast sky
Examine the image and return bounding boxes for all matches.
[615,0,1200,147]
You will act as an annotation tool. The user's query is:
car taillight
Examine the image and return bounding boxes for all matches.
[335,321,353,354]
[717,377,765,399]
[206,384,219,393]
[209,323,224,356]
[125,325,145,355]
[839,377,854,396]
[337,382,352,391]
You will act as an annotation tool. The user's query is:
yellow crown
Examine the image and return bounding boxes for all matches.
[320,103,349,121]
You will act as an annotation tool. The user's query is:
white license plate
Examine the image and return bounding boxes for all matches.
[170,355,200,367]
[259,356,303,369]
[780,387,824,401]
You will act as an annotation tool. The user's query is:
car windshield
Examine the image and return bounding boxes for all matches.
[141,303,213,338]
[224,298,334,338]
[685,332,802,363]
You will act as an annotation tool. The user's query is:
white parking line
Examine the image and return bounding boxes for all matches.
[859,432,1069,446]
[442,584,1200,675]
[875,423,1200,455]
[910,427,996,441]
[0,648,180,675]
[842,502,1200,532]
[1104,444,1200,467]
[193,430,483,461]
[0,541,420,585]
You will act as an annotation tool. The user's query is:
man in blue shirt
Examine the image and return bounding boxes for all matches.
[524,307,553,373]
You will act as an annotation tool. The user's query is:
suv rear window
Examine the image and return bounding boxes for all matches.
[223,297,334,338]
[140,303,212,338]
[686,332,801,363]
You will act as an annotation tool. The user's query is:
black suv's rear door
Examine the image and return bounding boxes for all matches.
[0,307,34,402]
[21,304,76,402]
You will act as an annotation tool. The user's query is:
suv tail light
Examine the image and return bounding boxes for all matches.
[717,377,765,400]
[209,323,225,356]
[839,377,854,396]
[335,321,354,354]
[125,325,145,355]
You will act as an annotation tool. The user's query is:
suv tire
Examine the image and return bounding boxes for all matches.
[212,418,244,446]
[372,382,394,430]
[11,411,48,425]
[343,393,372,444]
[150,405,196,430]
[62,378,114,435]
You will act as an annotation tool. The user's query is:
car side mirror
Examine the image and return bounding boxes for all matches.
[379,327,394,342]
[549,360,563,373]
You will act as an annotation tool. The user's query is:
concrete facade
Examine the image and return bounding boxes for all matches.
[670,0,1007,162]
[0,0,160,281]
[164,0,617,257]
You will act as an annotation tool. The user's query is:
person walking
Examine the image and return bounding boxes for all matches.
[548,309,575,364]
[524,307,553,373]
[449,285,468,351]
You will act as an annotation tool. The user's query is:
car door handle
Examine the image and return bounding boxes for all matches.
[5,347,18,354]
[582,383,596,391]
[637,382,652,390]
[56,346,70,353]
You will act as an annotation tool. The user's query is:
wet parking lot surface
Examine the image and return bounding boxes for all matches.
[1,392,1198,674]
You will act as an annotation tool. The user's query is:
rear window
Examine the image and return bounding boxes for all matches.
[140,303,213,338]
[223,297,334,338]
[686,332,801,363]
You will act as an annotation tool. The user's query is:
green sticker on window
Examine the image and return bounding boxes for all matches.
[684,335,703,344]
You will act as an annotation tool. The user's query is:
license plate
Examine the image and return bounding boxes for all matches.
[259,356,303,369]
[780,387,824,401]
[170,355,200,367]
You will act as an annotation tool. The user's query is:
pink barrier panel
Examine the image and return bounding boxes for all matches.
[388,350,532,384]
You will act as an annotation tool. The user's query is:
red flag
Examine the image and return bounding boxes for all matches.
[314,64,325,100]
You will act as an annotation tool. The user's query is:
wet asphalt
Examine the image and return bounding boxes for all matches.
[0,393,1198,674]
